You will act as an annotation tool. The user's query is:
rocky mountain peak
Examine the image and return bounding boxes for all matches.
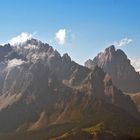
[105,45,115,53]
[26,38,42,45]
[85,45,140,93]
[62,53,71,62]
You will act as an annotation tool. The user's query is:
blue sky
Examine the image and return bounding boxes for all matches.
[0,0,140,66]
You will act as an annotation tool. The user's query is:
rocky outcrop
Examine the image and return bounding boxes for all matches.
[85,45,140,93]
[128,92,140,112]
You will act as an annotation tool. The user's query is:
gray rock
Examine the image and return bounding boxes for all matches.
[85,45,140,93]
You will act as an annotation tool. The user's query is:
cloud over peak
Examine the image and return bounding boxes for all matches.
[55,29,66,45]
[9,32,36,46]
[113,37,132,48]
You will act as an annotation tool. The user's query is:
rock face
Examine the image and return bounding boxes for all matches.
[128,92,140,112]
[0,40,139,138]
[85,45,140,93]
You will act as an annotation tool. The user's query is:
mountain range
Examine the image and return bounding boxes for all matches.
[0,39,140,140]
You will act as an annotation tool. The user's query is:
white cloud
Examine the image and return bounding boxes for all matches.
[131,58,140,73]
[9,32,36,46]
[113,38,132,48]
[7,59,25,68]
[55,29,66,45]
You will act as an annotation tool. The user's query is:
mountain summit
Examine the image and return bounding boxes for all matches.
[85,45,140,93]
